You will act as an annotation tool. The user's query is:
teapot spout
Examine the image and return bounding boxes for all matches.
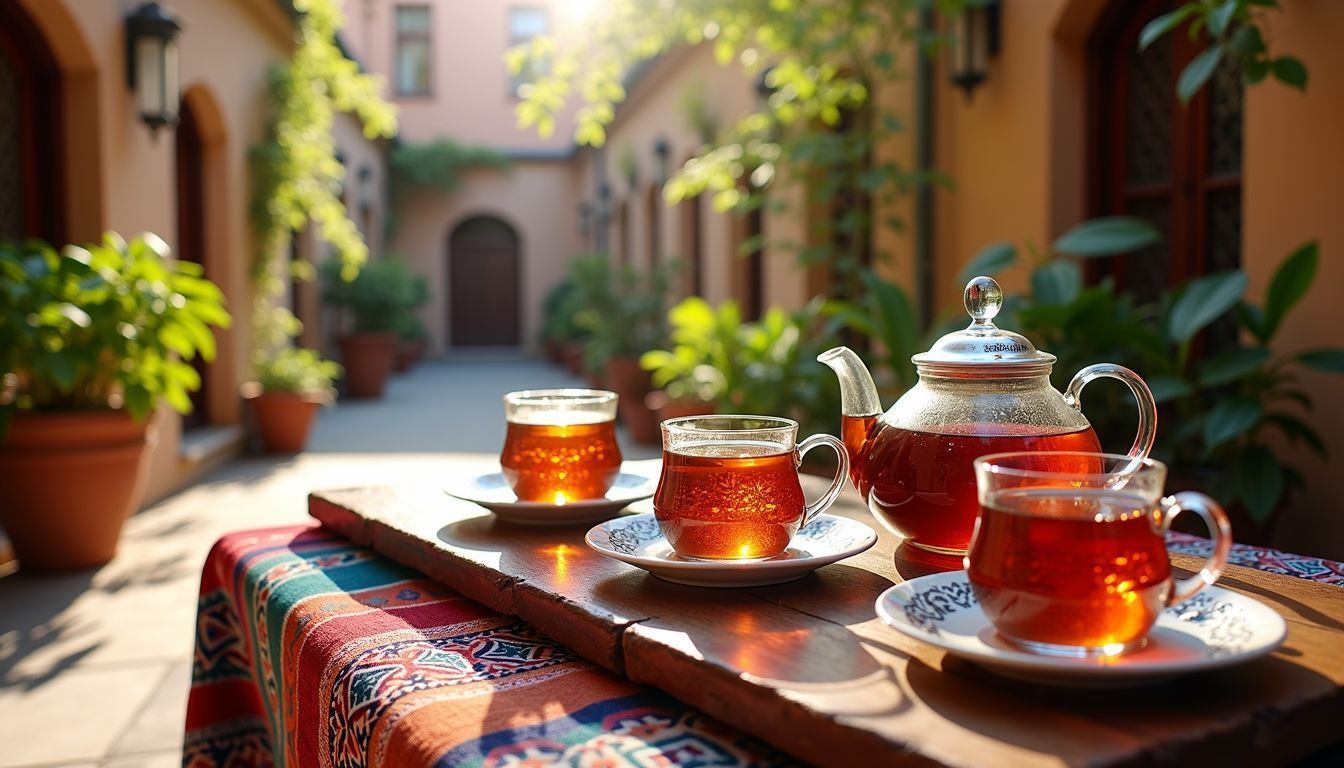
[818,346,882,418]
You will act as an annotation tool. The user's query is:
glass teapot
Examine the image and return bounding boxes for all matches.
[818,276,1156,556]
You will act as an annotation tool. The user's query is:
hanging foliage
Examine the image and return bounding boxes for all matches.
[250,0,397,355]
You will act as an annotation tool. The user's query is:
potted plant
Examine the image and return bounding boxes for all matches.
[320,257,418,398]
[0,233,231,570]
[571,255,673,443]
[539,276,581,364]
[394,271,430,372]
[244,347,342,453]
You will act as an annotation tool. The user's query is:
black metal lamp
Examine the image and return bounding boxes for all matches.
[653,138,671,184]
[125,2,183,134]
[357,166,375,212]
[948,0,1000,100]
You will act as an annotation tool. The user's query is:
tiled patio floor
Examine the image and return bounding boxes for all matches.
[0,358,655,768]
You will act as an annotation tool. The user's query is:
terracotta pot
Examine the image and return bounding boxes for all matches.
[0,411,156,571]
[395,338,427,373]
[543,339,564,364]
[606,357,658,444]
[646,390,718,423]
[246,390,324,453]
[563,342,586,375]
[339,332,398,398]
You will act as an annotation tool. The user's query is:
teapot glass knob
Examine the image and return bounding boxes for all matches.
[964,276,1003,326]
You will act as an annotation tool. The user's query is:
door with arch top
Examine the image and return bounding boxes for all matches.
[176,96,210,429]
[448,216,521,347]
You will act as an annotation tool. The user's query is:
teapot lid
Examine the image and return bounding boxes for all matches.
[911,276,1056,372]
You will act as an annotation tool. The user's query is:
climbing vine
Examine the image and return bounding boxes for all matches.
[385,139,509,236]
[249,0,396,355]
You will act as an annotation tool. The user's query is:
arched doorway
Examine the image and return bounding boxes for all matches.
[176,95,210,429]
[0,0,64,242]
[448,216,521,347]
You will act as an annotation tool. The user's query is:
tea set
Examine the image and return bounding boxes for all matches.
[443,276,1286,685]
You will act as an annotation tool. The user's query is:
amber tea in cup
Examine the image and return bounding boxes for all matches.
[500,389,622,503]
[653,415,848,561]
[968,452,1232,656]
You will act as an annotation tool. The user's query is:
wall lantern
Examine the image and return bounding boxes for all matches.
[652,138,671,184]
[577,202,592,238]
[948,0,1000,100]
[125,2,184,134]
[357,166,375,211]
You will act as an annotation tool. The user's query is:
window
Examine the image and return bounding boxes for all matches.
[508,7,548,97]
[395,5,431,96]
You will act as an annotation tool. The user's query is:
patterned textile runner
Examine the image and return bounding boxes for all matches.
[184,524,793,768]
[1167,532,1344,586]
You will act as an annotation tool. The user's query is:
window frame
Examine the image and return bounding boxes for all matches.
[506,6,550,98]
[393,4,433,98]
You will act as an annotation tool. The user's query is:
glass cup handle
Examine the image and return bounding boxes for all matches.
[1064,363,1158,466]
[795,434,851,527]
[1160,491,1233,606]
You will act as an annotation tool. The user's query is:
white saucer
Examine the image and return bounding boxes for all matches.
[585,507,877,587]
[444,469,656,526]
[875,570,1287,687]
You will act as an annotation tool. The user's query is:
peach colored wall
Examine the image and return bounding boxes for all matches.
[14,0,386,507]
[1240,2,1344,559]
[341,0,581,148]
[921,0,1344,558]
[392,161,581,353]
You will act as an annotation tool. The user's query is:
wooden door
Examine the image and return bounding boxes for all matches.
[1090,0,1243,307]
[175,100,209,429]
[0,0,63,243]
[448,217,521,347]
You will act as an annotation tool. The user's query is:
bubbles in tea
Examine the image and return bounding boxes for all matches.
[967,487,1172,651]
[501,414,622,503]
[843,418,1102,554]
[654,441,805,560]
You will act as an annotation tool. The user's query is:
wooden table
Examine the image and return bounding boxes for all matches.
[310,462,1344,767]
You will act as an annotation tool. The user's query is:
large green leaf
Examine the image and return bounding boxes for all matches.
[1138,5,1199,51]
[1298,349,1344,373]
[1237,445,1285,524]
[1167,271,1248,343]
[1197,347,1271,388]
[957,241,1016,284]
[1145,375,1194,404]
[1052,217,1160,257]
[1030,260,1081,306]
[1178,45,1224,103]
[1272,56,1308,90]
[1264,413,1328,459]
[1202,396,1262,449]
[1263,241,1317,338]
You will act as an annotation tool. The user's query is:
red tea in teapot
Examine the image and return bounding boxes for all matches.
[842,417,1102,554]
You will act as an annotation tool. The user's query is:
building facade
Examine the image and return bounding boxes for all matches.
[0,0,388,505]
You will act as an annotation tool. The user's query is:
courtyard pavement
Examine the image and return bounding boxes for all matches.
[0,358,656,768]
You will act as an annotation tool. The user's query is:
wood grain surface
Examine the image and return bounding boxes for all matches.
[309,460,1344,767]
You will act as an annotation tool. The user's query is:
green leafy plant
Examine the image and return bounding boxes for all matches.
[254,346,342,398]
[1139,0,1306,103]
[641,296,841,434]
[971,227,1344,533]
[539,276,585,345]
[386,139,509,236]
[566,254,674,372]
[319,257,420,334]
[0,233,232,428]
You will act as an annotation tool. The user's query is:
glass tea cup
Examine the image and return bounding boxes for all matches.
[967,451,1232,657]
[500,389,623,504]
[653,415,849,561]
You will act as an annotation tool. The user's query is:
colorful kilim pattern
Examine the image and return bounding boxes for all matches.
[1167,532,1344,587]
[184,525,795,768]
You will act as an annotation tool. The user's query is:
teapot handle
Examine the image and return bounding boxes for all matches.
[1064,364,1157,463]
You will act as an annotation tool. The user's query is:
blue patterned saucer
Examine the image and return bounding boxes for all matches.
[585,507,877,588]
[876,571,1287,687]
